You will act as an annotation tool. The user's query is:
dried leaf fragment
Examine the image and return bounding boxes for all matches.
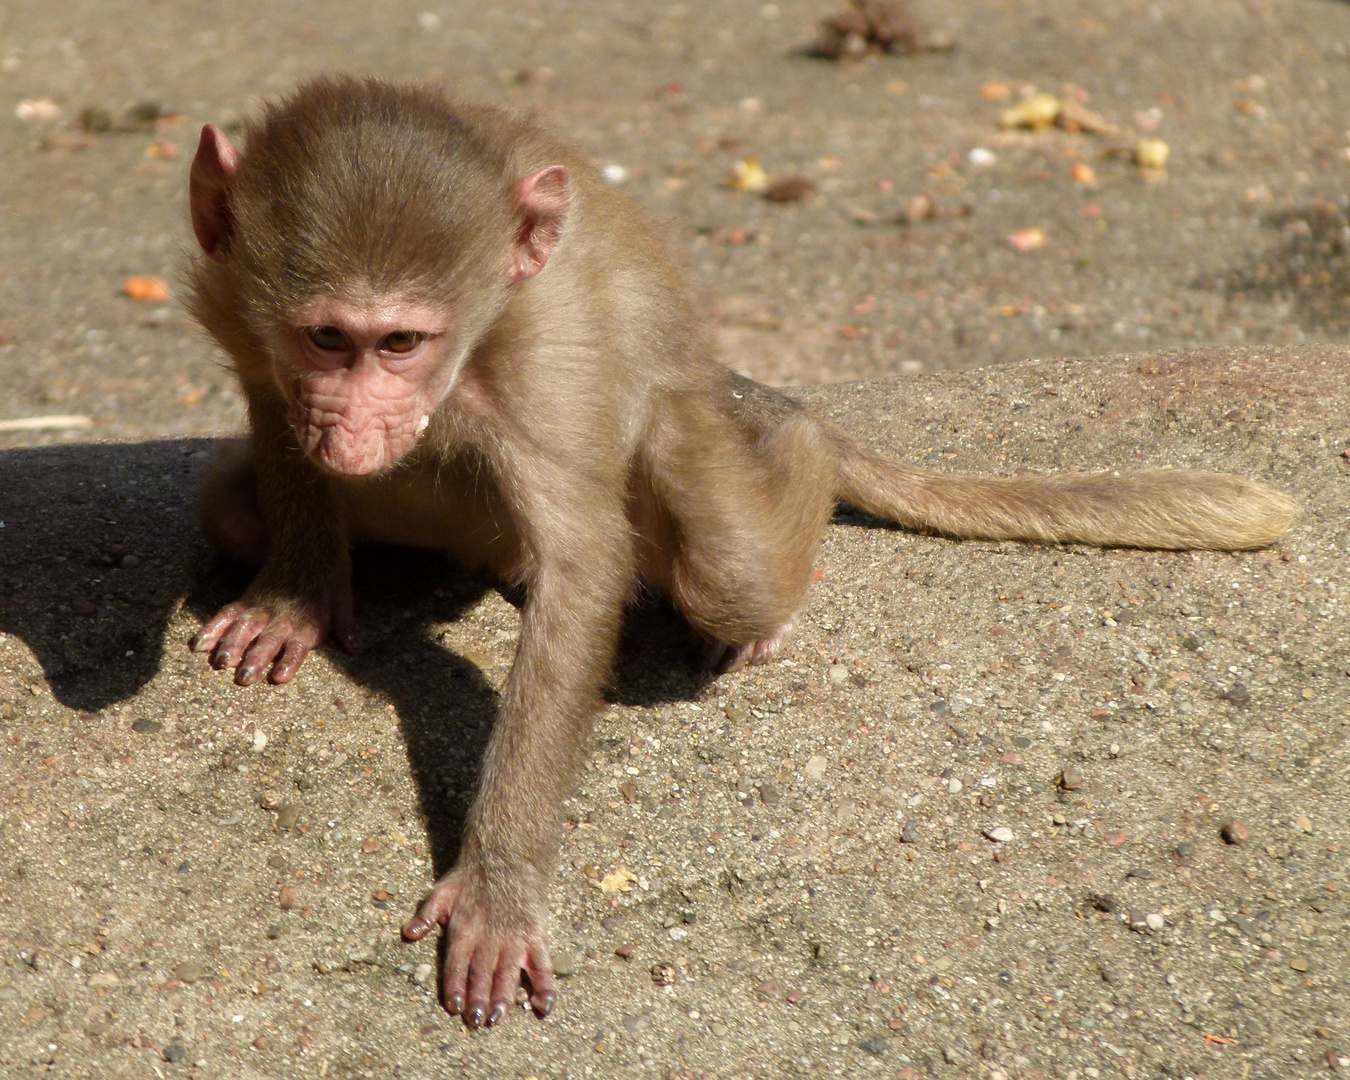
[1134,138,1170,171]
[728,157,770,194]
[596,867,637,894]
[1006,227,1048,252]
[123,276,171,302]
[764,176,814,203]
[999,94,1061,131]
[1070,162,1098,186]
[16,99,60,121]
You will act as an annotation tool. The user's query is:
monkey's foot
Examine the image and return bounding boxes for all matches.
[191,584,360,686]
[704,618,796,674]
[402,863,556,1029]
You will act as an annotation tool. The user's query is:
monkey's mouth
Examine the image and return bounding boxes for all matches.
[290,403,420,477]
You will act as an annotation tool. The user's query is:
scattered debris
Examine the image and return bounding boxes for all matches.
[728,157,770,194]
[763,176,815,203]
[123,276,171,302]
[1006,227,1048,252]
[811,0,948,60]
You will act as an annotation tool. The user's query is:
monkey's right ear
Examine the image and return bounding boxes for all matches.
[189,125,241,263]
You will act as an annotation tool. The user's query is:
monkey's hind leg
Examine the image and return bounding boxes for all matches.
[647,403,836,672]
[196,438,269,567]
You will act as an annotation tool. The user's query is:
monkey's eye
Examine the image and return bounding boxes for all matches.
[307,326,348,351]
[381,331,425,354]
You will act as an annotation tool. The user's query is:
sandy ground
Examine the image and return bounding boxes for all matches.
[1,2,1348,1078]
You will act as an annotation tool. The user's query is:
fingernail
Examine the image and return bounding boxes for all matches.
[447,993,464,1014]
[467,1006,485,1027]
[536,993,555,1017]
[487,1003,507,1027]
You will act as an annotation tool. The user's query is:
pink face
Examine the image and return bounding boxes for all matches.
[276,295,459,477]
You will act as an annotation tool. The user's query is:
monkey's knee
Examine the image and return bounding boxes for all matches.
[197,439,268,566]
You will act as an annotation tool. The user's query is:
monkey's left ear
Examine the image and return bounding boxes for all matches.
[508,165,570,283]
[190,125,242,263]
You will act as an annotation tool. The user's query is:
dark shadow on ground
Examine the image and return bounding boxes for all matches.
[0,437,716,879]
[1223,197,1350,333]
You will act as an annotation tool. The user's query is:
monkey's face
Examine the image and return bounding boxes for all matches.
[275,294,460,477]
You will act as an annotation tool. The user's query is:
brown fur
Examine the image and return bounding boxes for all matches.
[186,76,1299,1031]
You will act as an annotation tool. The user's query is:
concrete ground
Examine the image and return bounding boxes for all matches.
[1,3,1348,1079]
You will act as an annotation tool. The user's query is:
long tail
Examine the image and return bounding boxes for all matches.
[832,439,1300,550]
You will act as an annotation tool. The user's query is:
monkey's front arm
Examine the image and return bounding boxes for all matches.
[191,393,362,684]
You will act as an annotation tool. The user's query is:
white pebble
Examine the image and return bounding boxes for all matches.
[1146,913,1165,931]
[602,164,629,184]
[967,147,996,167]
[984,826,1015,843]
[947,777,963,795]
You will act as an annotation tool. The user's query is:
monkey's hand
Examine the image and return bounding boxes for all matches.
[190,573,361,686]
[402,859,556,1028]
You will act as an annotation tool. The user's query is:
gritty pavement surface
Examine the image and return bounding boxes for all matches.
[1,2,1349,1079]
[1,346,1346,1080]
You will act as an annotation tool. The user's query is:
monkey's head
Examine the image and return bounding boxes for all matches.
[188,78,569,477]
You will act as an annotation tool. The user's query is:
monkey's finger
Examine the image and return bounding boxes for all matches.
[487,953,525,1027]
[331,582,362,654]
[268,638,312,684]
[234,620,298,686]
[191,604,252,653]
[402,883,459,941]
[523,944,557,1017]
[442,938,475,1019]
[462,946,497,1028]
[211,612,273,672]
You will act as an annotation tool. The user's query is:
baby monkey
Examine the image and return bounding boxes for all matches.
[186,77,1298,1028]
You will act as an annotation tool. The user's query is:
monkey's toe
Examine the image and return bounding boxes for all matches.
[707,619,797,673]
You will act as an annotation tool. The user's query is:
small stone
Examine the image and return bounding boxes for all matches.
[900,819,920,844]
[1289,956,1311,972]
[87,972,118,988]
[758,783,780,806]
[412,961,435,988]
[929,699,948,717]
[615,943,635,959]
[1220,821,1250,845]
[1175,841,1195,858]
[1221,683,1251,707]
[276,804,301,830]
[1294,816,1313,834]
[984,826,1015,843]
[650,962,676,986]
[1128,908,1150,931]
[947,777,963,795]
[265,925,282,940]
[360,838,380,853]
[163,1040,187,1063]
[827,665,849,683]
[278,884,300,910]
[1059,764,1084,790]
[859,1037,888,1056]
[710,1021,729,1037]
[251,1036,270,1051]
[622,1013,650,1033]
[724,706,747,722]
[756,980,781,1000]
[1089,893,1120,913]
[551,951,578,978]
[804,755,828,780]
[172,961,202,984]
[1145,913,1165,932]
[130,718,162,734]
[120,554,141,569]
[1126,867,1155,880]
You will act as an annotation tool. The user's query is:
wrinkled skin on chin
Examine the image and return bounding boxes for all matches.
[286,369,426,476]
